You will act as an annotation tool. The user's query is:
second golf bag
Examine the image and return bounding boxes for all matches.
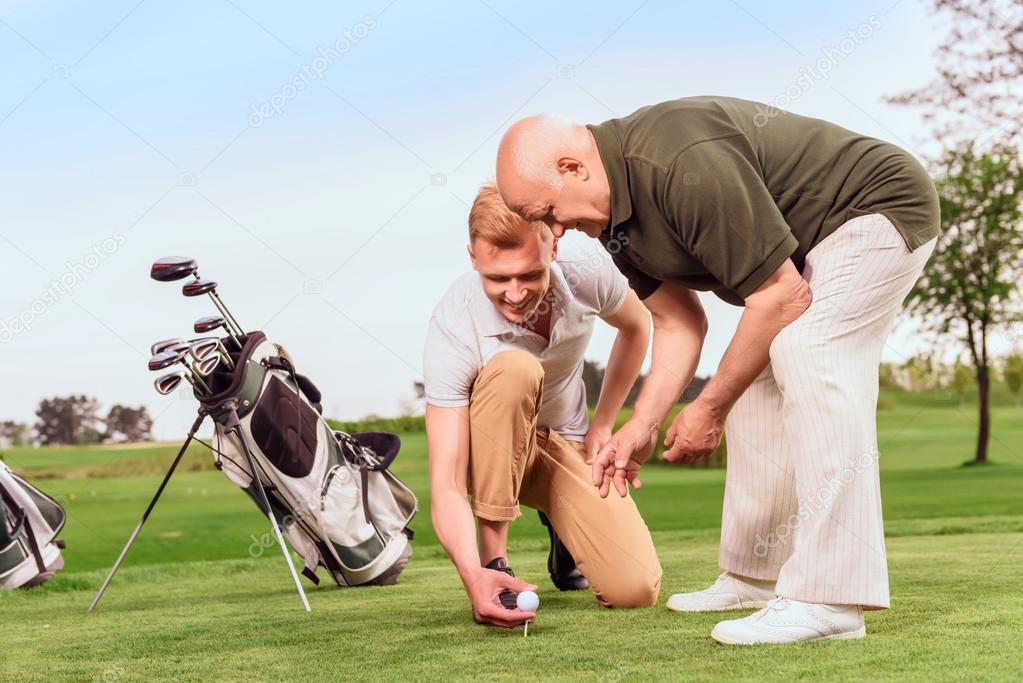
[0,461,66,590]
[202,331,417,587]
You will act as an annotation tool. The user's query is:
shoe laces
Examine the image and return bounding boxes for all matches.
[765,597,789,612]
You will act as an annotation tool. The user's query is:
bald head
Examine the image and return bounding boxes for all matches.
[495,114,612,239]
[497,114,583,194]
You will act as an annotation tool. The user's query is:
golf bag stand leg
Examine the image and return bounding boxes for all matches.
[87,411,207,612]
[225,407,311,613]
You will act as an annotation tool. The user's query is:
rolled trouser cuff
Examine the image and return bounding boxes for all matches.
[471,499,521,522]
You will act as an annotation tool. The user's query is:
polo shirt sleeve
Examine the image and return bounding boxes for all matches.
[664,139,799,299]
[594,258,630,317]
[422,315,476,408]
[610,251,662,300]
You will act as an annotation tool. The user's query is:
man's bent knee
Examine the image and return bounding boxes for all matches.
[477,350,543,392]
[595,574,661,609]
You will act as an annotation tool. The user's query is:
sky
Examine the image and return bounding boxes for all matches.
[0,0,962,439]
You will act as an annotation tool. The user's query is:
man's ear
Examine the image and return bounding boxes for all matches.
[550,235,559,261]
[556,156,588,179]
[467,242,479,271]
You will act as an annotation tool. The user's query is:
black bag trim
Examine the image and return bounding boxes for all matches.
[263,356,323,415]
[250,376,319,479]
[301,567,320,585]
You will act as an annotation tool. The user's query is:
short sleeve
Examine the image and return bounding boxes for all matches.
[609,251,662,300]
[594,258,630,316]
[422,316,478,408]
[665,140,798,299]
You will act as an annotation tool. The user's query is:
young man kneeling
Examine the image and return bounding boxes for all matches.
[424,183,662,627]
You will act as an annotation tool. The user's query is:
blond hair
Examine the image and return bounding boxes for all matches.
[468,182,549,248]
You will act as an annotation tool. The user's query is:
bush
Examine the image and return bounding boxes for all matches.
[327,415,425,434]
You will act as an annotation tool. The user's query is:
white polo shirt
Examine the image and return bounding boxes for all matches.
[423,256,629,442]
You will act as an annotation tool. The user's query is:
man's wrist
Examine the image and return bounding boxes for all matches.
[628,411,662,435]
[457,562,484,592]
[694,385,732,419]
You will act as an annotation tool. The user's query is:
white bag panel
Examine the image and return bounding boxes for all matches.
[320,466,376,547]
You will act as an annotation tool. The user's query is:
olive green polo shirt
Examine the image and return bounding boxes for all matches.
[589,96,940,305]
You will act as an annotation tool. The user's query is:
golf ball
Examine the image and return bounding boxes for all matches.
[516,590,540,612]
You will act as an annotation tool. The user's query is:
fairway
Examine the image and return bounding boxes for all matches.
[2,398,1022,681]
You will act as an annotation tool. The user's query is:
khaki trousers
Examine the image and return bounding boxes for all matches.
[467,350,662,608]
[720,213,938,608]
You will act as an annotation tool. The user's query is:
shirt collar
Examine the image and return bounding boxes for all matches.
[587,121,633,232]
[475,260,569,338]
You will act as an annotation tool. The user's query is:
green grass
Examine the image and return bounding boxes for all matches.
[1,399,1022,681]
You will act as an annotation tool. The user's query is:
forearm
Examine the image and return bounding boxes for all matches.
[631,324,704,430]
[430,488,483,588]
[700,295,808,416]
[592,326,648,429]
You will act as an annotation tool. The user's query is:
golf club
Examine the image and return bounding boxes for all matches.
[148,349,211,394]
[159,341,193,356]
[150,256,246,337]
[150,338,186,356]
[194,315,242,350]
[182,279,244,338]
[195,354,221,377]
[153,372,196,395]
[150,256,198,282]
[190,337,235,370]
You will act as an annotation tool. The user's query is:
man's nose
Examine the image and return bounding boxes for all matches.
[507,282,528,303]
[548,222,566,238]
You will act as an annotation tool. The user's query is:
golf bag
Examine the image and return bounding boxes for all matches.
[201,331,418,587]
[0,461,66,589]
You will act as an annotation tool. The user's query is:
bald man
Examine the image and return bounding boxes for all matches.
[495,96,940,645]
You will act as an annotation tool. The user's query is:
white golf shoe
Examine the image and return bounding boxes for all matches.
[711,597,866,645]
[665,572,776,612]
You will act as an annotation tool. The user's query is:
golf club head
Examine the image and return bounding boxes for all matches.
[150,337,185,355]
[195,354,221,376]
[182,279,218,297]
[162,341,192,355]
[189,338,220,362]
[148,348,187,372]
[151,256,198,282]
[194,315,227,335]
[154,372,185,395]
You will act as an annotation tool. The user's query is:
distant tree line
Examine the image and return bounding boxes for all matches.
[880,352,1023,410]
[581,360,709,408]
[0,396,153,447]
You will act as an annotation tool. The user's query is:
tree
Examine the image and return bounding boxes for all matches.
[581,360,605,408]
[103,405,153,443]
[901,353,938,392]
[887,1,1023,148]
[879,362,902,391]
[582,358,707,409]
[948,358,974,408]
[0,421,31,447]
[1003,352,1023,412]
[34,395,104,446]
[904,144,1023,463]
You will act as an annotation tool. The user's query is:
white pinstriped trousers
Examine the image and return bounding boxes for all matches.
[719,213,937,609]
